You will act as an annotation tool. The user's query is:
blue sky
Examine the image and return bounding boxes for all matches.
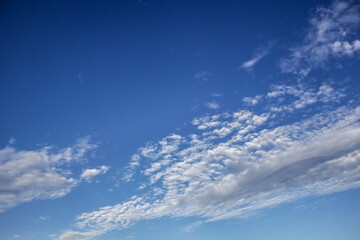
[1,0,360,239]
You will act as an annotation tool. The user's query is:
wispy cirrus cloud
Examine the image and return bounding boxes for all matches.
[240,50,269,69]
[57,230,103,240]
[0,137,98,212]
[280,0,360,76]
[240,41,275,70]
[38,216,50,221]
[181,221,203,233]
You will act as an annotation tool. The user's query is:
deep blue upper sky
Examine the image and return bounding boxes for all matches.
[1,0,360,240]
[0,0,326,147]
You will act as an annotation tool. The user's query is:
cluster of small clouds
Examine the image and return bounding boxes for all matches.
[123,134,185,182]
[0,137,107,213]
[122,154,141,182]
[242,83,344,112]
[58,80,360,239]
[331,39,360,55]
[267,83,344,111]
[280,0,360,76]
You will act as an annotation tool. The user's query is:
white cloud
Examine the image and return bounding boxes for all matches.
[243,95,262,106]
[0,137,97,212]
[240,41,275,70]
[62,82,360,238]
[123,134,184,181]
[192,114,221,130]
[193,71,211,81]
[123,154,141,181]
[81,166,109,182]
[58,230,102,240]
[331,40,360,55]
[280,0,360,75]
[38,216,50,221]
[205,102,220,109]
[241,83,344,112]
[8,137,16,145]
[266,83,344,112]
[181,221,203,232]
[240,50,268,69]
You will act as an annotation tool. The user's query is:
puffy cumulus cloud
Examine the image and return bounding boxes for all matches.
[243,95,262,106]
[62,82,360,238]
[280,0,360,76]
[331,40,360,55]
[81,166,110,182]
[0,137,97,212]
[205,102,220,109]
